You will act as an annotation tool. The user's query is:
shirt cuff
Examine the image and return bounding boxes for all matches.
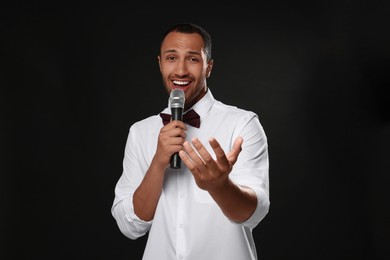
[123,196,153,236]
[243,188,270,229]
[227,187,270,230]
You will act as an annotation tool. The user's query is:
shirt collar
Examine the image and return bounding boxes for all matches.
[187,88,214,120]
[162,88,215,120]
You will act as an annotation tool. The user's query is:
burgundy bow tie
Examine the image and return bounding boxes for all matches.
[160,109,201,128]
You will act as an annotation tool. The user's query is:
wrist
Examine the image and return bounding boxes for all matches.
[208,177,233,197]
[150,155,169,173]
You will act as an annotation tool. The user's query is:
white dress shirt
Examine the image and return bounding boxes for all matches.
[112,89,270,260]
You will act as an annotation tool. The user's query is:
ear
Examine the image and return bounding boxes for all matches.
[206,59,214,78]
[157,56,162,71]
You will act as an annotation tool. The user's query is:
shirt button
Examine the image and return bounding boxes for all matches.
[178,255,183,259]
[179,193,184,198]
[179,224,183,228]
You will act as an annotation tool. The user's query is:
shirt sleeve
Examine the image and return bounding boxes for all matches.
[111,125,153,240]
[229,112,270,230]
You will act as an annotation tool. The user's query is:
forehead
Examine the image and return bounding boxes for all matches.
[161,32,205,55]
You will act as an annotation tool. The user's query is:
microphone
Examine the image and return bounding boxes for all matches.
[169,89,185,169]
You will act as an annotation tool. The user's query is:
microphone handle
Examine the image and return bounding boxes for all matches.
[170,107,183,169]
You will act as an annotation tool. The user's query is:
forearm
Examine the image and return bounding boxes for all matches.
[208,177,257,223]
[133,158,166,221]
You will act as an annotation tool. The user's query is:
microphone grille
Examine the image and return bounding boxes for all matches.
[169,89,185,109]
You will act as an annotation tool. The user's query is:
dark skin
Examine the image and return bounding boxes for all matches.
[133,31,257,223]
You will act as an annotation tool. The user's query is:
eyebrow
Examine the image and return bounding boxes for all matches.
[162,49,202,56]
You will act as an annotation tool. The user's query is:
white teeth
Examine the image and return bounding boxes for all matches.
[173,81,189,85]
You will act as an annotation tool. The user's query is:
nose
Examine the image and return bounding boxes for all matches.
[174,59,189,77]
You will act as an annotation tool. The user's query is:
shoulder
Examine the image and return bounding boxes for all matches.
[129,114,162,134]
[212,100,259,121]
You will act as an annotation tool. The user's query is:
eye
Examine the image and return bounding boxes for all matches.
[188,57,199,62]
[165,56,176,61]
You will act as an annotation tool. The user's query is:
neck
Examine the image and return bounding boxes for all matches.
[185,87,208,111]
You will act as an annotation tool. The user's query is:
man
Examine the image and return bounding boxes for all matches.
[111,23,270,260]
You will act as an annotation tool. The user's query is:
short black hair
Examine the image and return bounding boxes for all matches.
[160,23,212,62]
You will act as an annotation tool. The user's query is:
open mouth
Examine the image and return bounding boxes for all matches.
[173,80,191,88]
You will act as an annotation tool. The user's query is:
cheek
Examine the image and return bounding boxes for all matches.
[160,67,168,76]
[160,63,172,75]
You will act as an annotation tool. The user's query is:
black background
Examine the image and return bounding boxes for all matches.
[1,1,389,259]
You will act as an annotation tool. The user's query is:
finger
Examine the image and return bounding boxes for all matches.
[170,128,186,139]
[179,150,199,176]
[160,127,186,139]
[166,120,187,131]
[182,141,206,169]
[227,136,243,164]
[169,136,186,146]
[208,137,229,167]
[191,138,216,168]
